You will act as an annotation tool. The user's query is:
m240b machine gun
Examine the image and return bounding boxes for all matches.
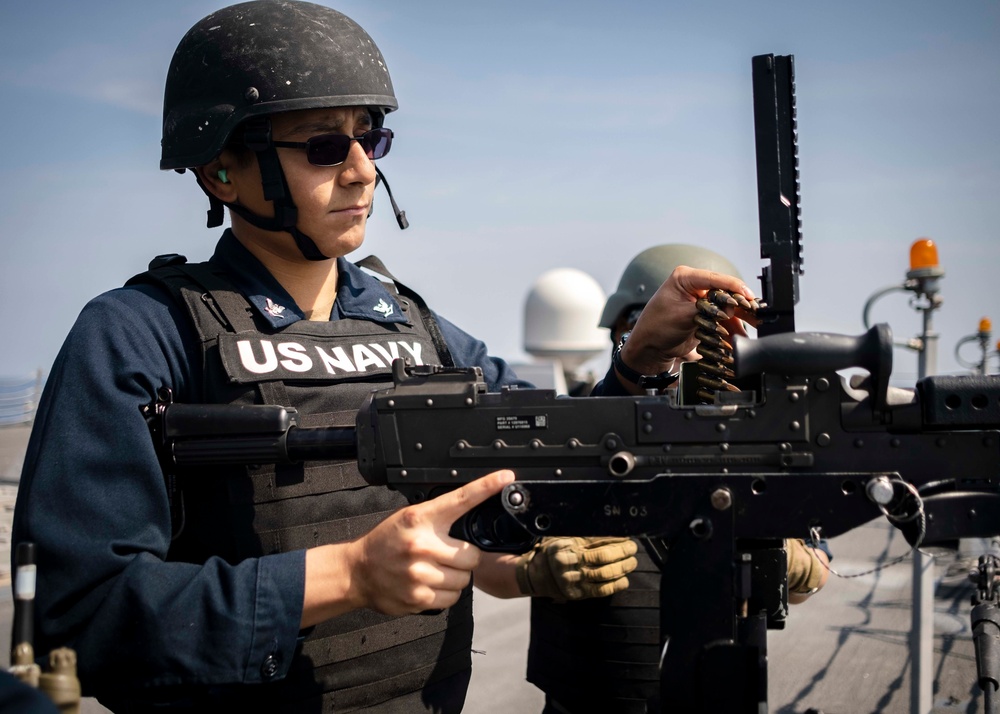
[145,54,1000,712]
[149,330,1000,711]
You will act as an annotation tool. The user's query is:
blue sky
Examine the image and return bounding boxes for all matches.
[1,0,998,383]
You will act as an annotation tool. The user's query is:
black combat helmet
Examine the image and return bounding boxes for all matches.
[161,0,397,170]
[161,0,406,259]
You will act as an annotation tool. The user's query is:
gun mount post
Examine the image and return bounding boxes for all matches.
[970,554,1000,714]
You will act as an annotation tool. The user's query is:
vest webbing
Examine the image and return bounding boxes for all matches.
[126,256,472,712]
[527,545,663,713]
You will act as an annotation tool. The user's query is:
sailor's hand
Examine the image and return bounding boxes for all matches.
[786,538,828,600]
[350,470,515,615]
[515,536,639,601]
[620,266,757,382]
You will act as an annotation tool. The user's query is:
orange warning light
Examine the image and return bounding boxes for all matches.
[909,238,940,271]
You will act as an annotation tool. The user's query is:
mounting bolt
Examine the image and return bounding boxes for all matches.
[865,476,894,506]
[711,488,733,511]
[506,488,525,508]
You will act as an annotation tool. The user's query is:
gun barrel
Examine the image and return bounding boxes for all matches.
[286,427,357,461]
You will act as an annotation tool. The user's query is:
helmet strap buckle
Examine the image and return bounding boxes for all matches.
[241,118,288,204]
[242,117,273,153]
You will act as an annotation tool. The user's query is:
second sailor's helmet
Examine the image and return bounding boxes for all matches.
[599,244,743,329]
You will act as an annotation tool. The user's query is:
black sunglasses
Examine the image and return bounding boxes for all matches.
[271,128,393,167]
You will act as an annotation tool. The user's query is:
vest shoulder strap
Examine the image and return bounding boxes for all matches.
[355,255,455,368]
[127,253,455,369]
[126,258,257,334]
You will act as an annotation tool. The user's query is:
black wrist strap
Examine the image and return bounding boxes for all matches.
[612,346,680,390]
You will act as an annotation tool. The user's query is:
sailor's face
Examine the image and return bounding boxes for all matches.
[226,106,379,261]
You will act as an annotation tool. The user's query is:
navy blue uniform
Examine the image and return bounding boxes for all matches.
[11,230,531,706]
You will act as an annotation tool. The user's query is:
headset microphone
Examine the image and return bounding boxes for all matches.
[373,166,409,230]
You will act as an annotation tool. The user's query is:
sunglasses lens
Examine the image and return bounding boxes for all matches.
[362,128,393,160]
[304,129,393,166]
[306,135,352,166]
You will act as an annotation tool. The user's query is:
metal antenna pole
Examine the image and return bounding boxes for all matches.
[911,296,937,714]
[907,241,943,714]
[862,238,943,714]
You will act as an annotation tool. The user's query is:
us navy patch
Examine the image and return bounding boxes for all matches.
[217,333,431,383]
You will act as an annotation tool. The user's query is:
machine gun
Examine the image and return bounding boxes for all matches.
[148,332,1000,712]
[143,54,1000,712]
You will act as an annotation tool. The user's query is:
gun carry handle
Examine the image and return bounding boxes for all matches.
[733,324,893,412]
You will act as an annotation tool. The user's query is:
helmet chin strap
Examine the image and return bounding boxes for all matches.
[225,202,328,262]
[196,116,408,261]
[236,117,330,261]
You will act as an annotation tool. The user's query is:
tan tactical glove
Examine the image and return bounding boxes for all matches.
[786,538,824,594]
[515,537,639,601]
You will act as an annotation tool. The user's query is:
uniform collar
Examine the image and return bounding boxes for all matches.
[208,229,407,329]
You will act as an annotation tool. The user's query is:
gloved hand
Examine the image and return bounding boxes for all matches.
[515,537,639,601]
[786,538,824,594]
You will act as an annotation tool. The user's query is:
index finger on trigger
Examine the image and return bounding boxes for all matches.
[421,470,515,524]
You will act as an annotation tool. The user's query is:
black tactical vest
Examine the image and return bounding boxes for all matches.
[527,545,662,714]
[128,256,473,713]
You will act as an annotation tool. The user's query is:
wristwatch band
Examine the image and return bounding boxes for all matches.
[612,331,680,390]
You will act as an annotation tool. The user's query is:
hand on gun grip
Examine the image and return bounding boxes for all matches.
[786,538,824,594]
[515,537,639,601]
[350,470,514,616]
